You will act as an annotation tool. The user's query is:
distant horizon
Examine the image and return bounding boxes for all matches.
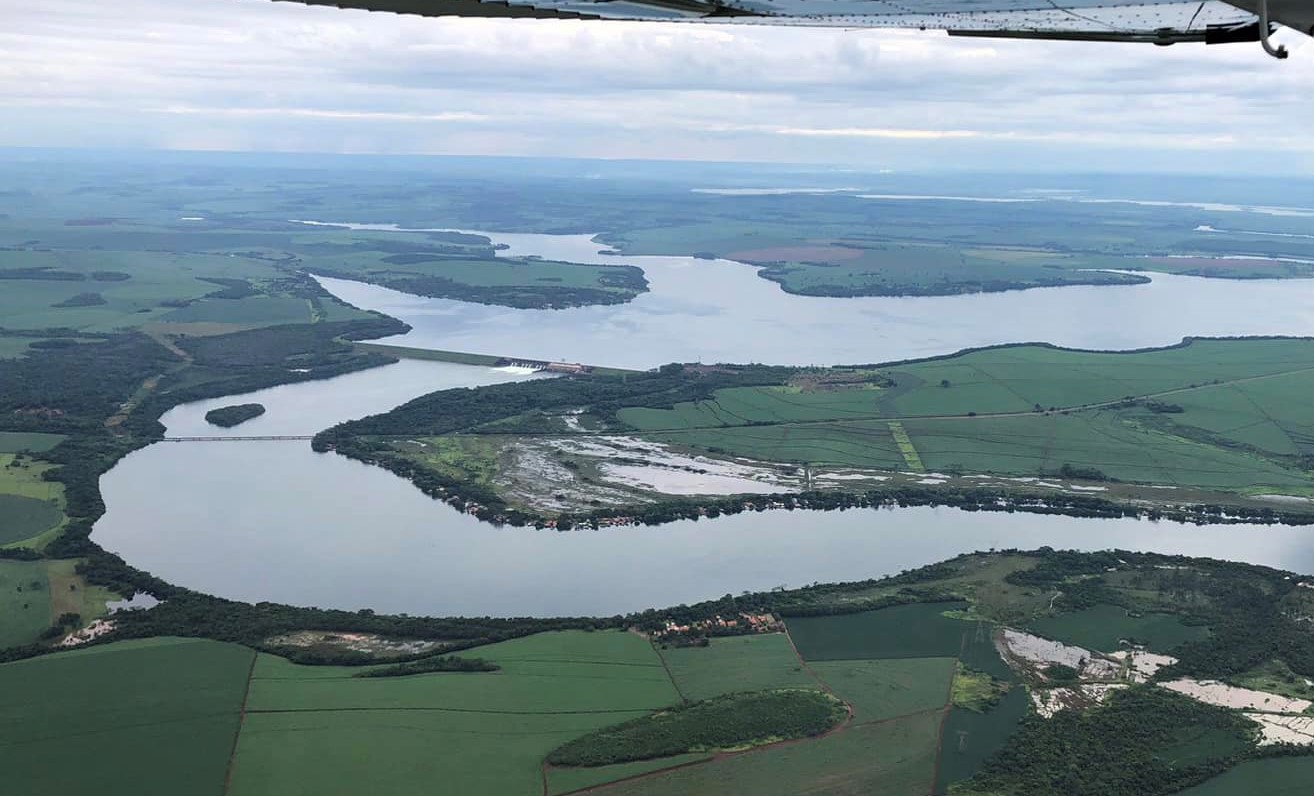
[3,145,1312,183]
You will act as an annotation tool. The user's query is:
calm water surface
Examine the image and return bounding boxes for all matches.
[317,227,1314,369]
[91,228,1314,615]
[94,361,1314,617]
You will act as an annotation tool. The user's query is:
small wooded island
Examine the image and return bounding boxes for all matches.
[204,403,266,428]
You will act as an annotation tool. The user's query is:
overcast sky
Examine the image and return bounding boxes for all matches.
[2,0,1311,172]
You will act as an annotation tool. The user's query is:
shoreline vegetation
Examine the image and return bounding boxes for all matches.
[313,336,1314,531]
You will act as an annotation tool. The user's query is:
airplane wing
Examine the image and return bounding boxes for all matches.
[275,0,1310,55]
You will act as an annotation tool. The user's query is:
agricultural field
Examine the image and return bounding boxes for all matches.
[658,633,816,701]
[809,657,956,722]
[229,630,681,796]
[5,550,1314,795]
[0,248,335,334]
[0,559,58,648]
[1175,756,1314,795]
[0,432,66,453]
[1030,604,1211,654]
[0,558,118,648]
[786,602,970,661]
[0,453,66,546]
[0,638,254,796]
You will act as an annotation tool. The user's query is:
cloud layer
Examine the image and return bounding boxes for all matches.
[2,0,1311,171]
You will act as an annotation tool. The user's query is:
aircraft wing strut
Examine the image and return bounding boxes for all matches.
[273,0,1311,57]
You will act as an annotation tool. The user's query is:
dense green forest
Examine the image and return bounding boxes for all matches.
[204,403,266,428]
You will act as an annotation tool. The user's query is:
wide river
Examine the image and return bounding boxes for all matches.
[92,228,1314,616]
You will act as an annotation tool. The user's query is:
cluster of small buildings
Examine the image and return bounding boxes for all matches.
[656,612,783,638]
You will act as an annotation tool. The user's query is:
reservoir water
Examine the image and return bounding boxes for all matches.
[91,228,1314,616]
[316,227,1314,369]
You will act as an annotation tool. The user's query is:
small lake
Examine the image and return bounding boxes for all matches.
[90,226,1314,617]
[315,226,1314,370]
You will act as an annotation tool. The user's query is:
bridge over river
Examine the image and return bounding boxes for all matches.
[163,436,315,442]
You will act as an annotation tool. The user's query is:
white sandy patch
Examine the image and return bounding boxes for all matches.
[1110,650,1178,683]
[179,216,205,221]
[59,619,116,647]
[815,472,887,482]
[548,436,799,497]
[1001,629,1094,669]
[600,464,791,495]
[1032,683,1128,718]
[1246,713,1314,745]
[916,478,948,485]
[1068,484,1108,492]
[1161,679,1312,713]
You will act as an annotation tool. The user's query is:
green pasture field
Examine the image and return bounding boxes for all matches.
[0,495,64,545]
[1175,755,1314,795]
[785,603,969,662]
[902,412,1307,490]
[594,708,941,796]
[0,432,66,453]
[1030,604,1210,654]
[627,339,1314,432]
[0,559,55,648]
[935,687,1030,793]
[547,754,712,796]
[158,296,314,325]
[0,249,286,331]
[650,423,906,470]
[658,633,815,701]
[392,436,503,494]
[1228,659,1314,701]
[231,630,681,796]
[809,657,955,723]
[1160,369,1314,457]
[881,338,1314,417]
[619,340,1314,493]
[0,558,118,647]
[619,385,885,431]
[0,454,66,546]
[0,637,253,796]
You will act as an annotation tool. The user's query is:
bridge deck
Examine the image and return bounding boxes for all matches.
[164,435,315,442]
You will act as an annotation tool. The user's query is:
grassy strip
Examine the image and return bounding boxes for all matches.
[546,688,845,767]
[352,342,504,367]
[352,341,640,376]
